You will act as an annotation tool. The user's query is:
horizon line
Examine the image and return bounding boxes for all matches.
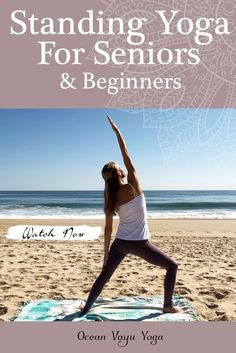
[1,189,236,192]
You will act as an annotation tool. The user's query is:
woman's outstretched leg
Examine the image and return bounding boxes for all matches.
[163,260,178,311]
[80,241,126,315]
[135,241,178,311]
[115,239,178,312]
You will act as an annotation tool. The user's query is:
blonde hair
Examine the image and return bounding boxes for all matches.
[101,162,120,215]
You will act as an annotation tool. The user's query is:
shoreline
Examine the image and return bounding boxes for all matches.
[1,218,236,237]
[0,218,236,321]
[2,217,236,219]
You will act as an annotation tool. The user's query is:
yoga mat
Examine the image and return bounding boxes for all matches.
[12,296,200,322]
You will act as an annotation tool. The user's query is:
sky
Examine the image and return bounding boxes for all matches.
[0,108,236,190]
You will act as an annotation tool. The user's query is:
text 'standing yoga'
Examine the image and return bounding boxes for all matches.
[10,9,231,66]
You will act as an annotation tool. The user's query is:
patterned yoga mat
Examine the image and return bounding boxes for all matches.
[12,296,200,322]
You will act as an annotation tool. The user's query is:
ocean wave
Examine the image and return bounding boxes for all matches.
[2,201,236,210]
[1,190,236,219]
[1,207,236,219]
[147,202,236,210]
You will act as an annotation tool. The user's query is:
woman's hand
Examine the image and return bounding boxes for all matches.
[107,115,120,134]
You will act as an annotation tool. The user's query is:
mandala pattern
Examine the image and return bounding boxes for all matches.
[142,108,236,163]
[95,0,236,160]
[89,0,236,109]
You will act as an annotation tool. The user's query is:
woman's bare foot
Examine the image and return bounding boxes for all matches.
[163,306,183,314]
[78,303,89,316]
[79,303,85,311]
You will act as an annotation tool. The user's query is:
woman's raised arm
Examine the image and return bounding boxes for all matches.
[107,116,142,192]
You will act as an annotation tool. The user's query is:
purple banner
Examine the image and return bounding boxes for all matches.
[0,0,235,108]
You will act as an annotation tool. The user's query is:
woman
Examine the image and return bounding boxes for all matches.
[80,116,180,315]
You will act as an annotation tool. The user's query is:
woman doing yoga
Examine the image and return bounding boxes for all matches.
[80,116,180,315]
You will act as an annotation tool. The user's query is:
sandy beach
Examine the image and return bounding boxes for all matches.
[0,218,236,321]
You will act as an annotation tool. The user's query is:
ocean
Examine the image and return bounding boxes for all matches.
[1,190,236,219]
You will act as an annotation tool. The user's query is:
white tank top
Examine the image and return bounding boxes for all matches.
[116,183,150,241]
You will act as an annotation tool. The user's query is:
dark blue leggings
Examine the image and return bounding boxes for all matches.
[82,238,178,313]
